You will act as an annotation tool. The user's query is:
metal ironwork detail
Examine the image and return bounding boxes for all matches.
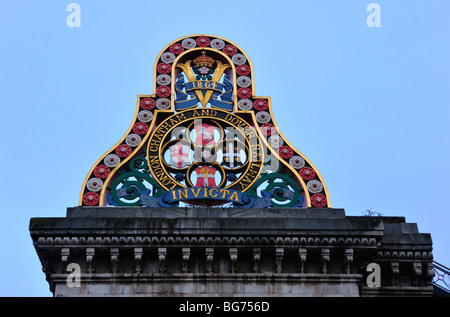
[433,261,450,293]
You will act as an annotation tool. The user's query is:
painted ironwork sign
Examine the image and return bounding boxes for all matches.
[79,35,330,208]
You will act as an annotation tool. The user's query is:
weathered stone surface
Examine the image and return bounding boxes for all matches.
[30,207,434,297]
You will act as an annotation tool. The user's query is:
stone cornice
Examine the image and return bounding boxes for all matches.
[29,207,434,296]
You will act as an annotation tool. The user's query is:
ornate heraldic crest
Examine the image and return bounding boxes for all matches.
[79,35,330,209]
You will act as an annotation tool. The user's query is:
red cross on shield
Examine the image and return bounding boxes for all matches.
[168,141,191,168]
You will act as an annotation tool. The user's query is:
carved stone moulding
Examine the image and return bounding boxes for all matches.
[34,235,380,250]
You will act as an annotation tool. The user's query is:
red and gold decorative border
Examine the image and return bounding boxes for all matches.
[79,34,330,208]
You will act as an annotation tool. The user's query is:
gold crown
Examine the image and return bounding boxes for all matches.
[193,51,215,68]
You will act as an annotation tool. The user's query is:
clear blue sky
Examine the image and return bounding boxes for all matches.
[0,0,449,296]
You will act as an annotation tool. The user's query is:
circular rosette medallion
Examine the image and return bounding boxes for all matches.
[289,155,305,169]
[278,145,293,159]
[223,45,237,56]
[94,165,110,179]
[182,38,196,49]
[311,193,327,208]
[268,135,283,148]
[133,122,149,135]
[156,74,171,86]
[83,192,99,206]
[87,178,103,192]
[253,99,268,111]
[307,180,323,194]
[125,134,142,147]
[237,76,251,88]
[140,98,155,110]
[238,99,253,110]
[138,110,153,123]
[236,65,251,76]
[116,144,132,157]
[161,52,176,63]
[256,111,271,124]
[260,123,276,136]
[211,38,225,50]
[299,167,315,180]
[104,154,121,167]
[232,54,247,65]
[169,44,184,55]
[237,87,252,99]
[196,36,210,47]
[156,98,171,110]
[156,86,170,98]
[157,63,171,74]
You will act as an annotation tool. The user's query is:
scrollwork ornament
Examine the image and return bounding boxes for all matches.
[307,180,323,194]
[246,165,303,208]
[289,155,305,169]
[256,111,271,124]
[104,154,121,168]
[137,110,153,123]
[125,134,142,147]
[87,178,103,192]
[107,155,166,207]
[232,53,247,65]
[237,76,251,88]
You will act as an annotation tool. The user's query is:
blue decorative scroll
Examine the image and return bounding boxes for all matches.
[209,75,233,111]
[108,185,273,208]
[175,74,233,111]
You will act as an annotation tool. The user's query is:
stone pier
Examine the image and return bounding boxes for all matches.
[29,207,434,297]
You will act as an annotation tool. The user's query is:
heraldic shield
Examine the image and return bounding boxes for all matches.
[79,35,330,209]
